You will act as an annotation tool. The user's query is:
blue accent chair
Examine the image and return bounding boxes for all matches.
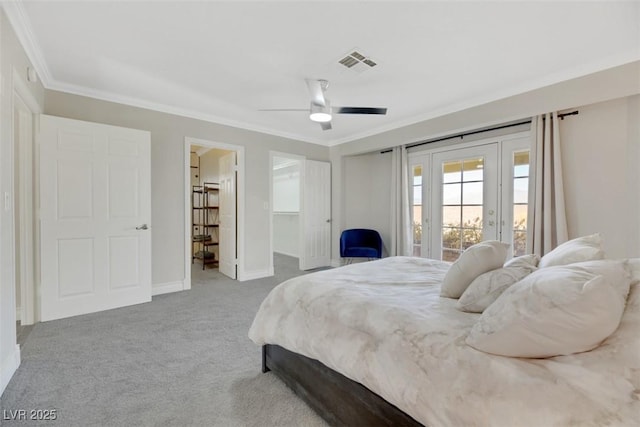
[340,229,383,264]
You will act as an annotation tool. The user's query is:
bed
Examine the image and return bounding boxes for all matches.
[248,256,640,426]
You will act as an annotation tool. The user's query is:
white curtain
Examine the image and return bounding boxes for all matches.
[390,146,412,256]
[527,113,568,256]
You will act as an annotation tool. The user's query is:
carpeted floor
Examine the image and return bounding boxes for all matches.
[0,254,329,427]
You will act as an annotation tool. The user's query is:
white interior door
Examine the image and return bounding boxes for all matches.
[431,144,498,262]
[300,160,331,270]
[39,115,151,321]
[218,151,237,279]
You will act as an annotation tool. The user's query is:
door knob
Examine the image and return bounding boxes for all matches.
[326,219,331,223]
[136,224,148,230]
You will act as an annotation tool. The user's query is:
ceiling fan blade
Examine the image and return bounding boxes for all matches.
[335,107,387,115]
[258,108,308,112]
[305,79,326,107]
[320,121,332,131]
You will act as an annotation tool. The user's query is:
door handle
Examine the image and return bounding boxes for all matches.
[326,219,331,223]
[136,224,148,230]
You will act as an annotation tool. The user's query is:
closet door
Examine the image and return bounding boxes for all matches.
[300,160,331,270]
[39,115,151,321]
[431,144,498,262]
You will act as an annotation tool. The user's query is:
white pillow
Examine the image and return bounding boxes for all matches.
[567,259,632,301]
[457,257,538,313]
[504,254,540,269]
[466,265,627,358]
[440,241,509,299]
[538,233,604,268]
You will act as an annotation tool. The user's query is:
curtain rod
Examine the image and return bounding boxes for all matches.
[380,110,579,153]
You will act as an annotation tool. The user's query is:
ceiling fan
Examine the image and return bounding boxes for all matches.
[260,79,387,131]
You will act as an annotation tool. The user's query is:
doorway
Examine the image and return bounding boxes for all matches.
[271,154,303,272]
[269,152,331,273]
[12,67,44,343]
[184,138,244,288]
[14,91,35,343]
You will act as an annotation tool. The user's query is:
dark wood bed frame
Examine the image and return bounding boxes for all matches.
[262,344,424,427]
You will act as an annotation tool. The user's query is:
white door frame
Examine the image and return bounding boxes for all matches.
[269,151,305,272]
[184,137,245,288]
[13,67,42,326]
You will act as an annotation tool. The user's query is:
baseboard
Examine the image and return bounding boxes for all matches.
[330,259,342,268]
[274,250,299,258]
[1,344,21,396]
[238,267,274,282]
[152,280,185,296]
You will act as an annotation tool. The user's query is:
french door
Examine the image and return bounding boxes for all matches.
[409,135,531,261]
[432,145,499,261]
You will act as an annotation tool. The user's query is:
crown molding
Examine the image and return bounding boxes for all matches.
[46,78,329,146]
[2,0,53,86]
[326,53,640,147]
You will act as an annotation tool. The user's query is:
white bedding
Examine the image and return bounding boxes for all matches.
[248,256,640,427]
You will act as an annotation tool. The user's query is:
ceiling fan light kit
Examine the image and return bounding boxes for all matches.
[309,102,332,123]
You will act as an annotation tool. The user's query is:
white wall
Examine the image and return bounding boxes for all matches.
[342,152,393,257]
[0,9,45,395]
[273,162,300,212]
[199,148,231,185]
[273,214,299,257]
[273,159,300,257]
[560,95,640,258]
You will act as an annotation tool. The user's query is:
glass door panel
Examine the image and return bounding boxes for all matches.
[513,152,529,256]
[500,137,532,258]
[409,154,430,257]
[432,144,498,262]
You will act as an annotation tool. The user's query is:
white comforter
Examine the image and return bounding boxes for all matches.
[248,256,640,427]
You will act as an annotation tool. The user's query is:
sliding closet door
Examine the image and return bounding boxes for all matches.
[431,144,498,262]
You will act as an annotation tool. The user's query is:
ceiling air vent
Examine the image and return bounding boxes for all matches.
[338,50,378,73]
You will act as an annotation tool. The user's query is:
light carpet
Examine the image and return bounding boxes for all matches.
[0,254,328,427]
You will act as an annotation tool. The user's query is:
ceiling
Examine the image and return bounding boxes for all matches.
[6,1,640,146]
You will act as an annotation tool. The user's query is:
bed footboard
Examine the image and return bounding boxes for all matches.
[262,344,424,427]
